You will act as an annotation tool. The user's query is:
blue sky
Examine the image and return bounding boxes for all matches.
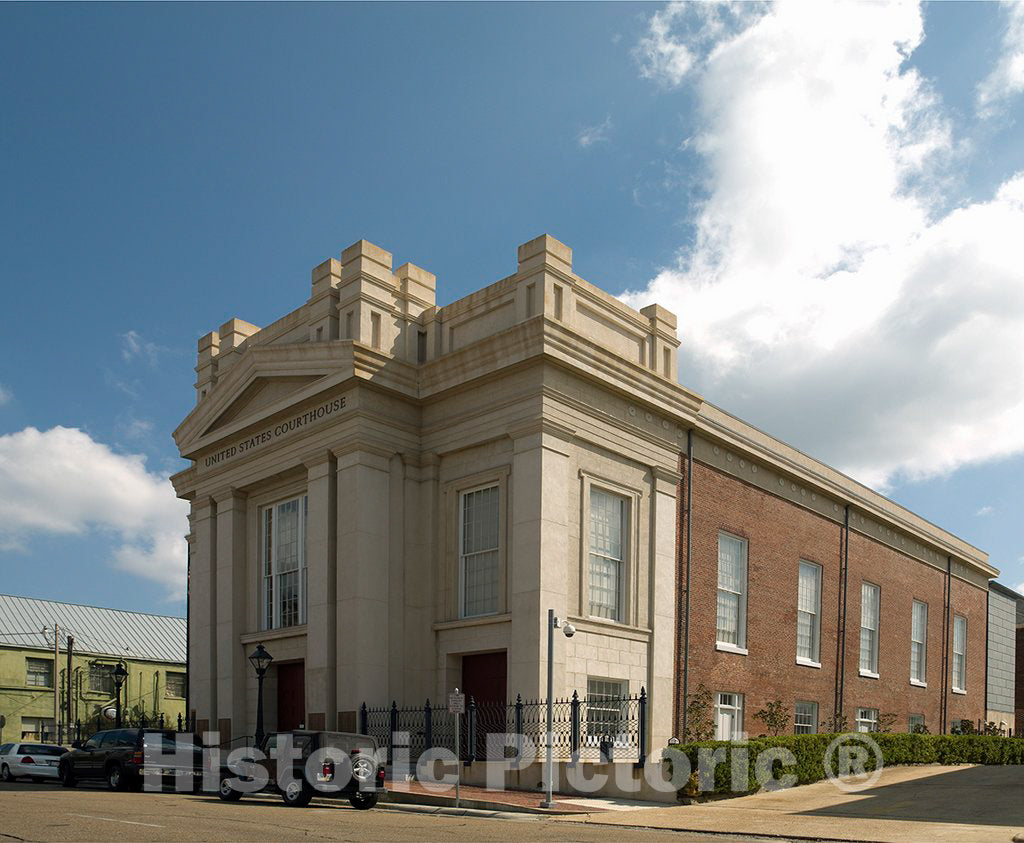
[1,1,1022,617]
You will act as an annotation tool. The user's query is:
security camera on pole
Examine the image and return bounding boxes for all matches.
[540,609,574,809]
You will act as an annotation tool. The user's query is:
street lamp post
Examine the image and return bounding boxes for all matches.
[112,662,128,728]
[540,609,575,809]
[248,644,273,747]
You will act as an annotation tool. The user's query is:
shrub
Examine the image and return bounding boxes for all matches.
[664,732,1024,798]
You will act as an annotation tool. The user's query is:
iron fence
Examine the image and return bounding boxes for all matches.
[360,687,648,765]
[27,712,199,746]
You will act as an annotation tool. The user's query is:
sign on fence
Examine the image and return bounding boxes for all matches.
[448,692,465,715]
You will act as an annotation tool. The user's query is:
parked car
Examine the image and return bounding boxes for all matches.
[0,742,68,783]
[217,730,385,809]
[59,728,203,791]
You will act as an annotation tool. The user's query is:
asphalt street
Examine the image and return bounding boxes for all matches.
[0,782,777,842]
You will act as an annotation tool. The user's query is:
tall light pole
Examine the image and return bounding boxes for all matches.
[249,644,273,746]
[540,609,575,809]
[112,662,128,728]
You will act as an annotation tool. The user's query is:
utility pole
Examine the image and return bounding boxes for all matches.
[53,623,60,740]
[66,636,74,739]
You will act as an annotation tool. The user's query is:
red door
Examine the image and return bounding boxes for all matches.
[276,662,305,731]
[461,652,507,760]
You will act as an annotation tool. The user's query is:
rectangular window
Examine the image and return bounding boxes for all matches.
[89,665,114,696]
[26,658,53,688]
[716,533,748,648]
[554,285,564,320]
[908,714,926,732]
[20,717,55,741]
[586,677,627,741]
[345,311,353,340]
[589,488,627,621]
[911,600,928,684]
[797,561,821,663]
[794,701,818,734]
[856,707,878,733]
[165,672,186,699]
[663,347,671,377]
[417,330,427,363]
[460,485,499,617]
[714,692,744,740]
[262,494,309,630]
[952,614,967,692]
[859,582,880,675]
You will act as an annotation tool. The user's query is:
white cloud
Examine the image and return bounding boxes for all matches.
[1015,581,1024,597]
[626,1,1024,490]
[977,2,1024,118]
[118,416,155,440]
[578,115,613,148]
[121,330,166,364]
[0,426,188,597]
[976,506,994,517]
[0,384,11,405]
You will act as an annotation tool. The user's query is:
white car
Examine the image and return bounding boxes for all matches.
[0,742,68,782]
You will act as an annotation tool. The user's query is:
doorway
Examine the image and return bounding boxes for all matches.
[461,651,507,760]
[276,661,305,731]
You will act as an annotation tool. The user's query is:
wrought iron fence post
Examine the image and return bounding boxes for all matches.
[389,701,398,766]
[424,700,433,751]
[141,712,147,729]
[75,719,81,742]
[177,713,183,732]
[466,696,477,763]
[570,691,580,759]
[96,714,101,733]
[515,694,524,759]
[359,702,368,736]
[637,687,647,766]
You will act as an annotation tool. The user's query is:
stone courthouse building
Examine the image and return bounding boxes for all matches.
[172,235,997,749]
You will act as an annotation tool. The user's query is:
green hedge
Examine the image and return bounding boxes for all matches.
[665,734,1024,796]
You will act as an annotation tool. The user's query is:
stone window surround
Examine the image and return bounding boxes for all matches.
[444,465,511,622]
[577,469,643,628]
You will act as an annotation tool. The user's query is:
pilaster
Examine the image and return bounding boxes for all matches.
[214,488,248,742]
[304,452,337,729]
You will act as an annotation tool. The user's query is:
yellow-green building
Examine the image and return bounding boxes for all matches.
[0,594,187,742]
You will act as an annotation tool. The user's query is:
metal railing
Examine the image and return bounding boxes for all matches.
[360,687,648,765]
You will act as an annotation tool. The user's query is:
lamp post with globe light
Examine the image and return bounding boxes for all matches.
[249,644,273,746]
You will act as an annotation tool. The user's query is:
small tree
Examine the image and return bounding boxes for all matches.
[821,709,849,733]
[754,699,789,736]
[912,721,930,734]
[876,712,898,734]
[683,684,715,742]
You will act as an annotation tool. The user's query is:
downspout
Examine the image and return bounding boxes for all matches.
[835,505,850,720]
[984,587,990,727]
[942,555,952,732]
[680,429,694,738]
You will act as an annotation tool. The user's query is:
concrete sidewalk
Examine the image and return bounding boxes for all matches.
[554,765,1024,843]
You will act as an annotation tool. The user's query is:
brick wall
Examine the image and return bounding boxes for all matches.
[676,458,987,737]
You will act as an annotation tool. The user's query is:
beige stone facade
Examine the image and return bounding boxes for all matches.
[172,234,997,750]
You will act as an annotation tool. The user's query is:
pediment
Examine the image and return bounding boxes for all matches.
[203,375,323,435]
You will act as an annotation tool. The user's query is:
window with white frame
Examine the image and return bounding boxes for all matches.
[859,582,880,675]
[20,717,55,740]
[165,671,186,699]
[910,600,927,684]
[589,488,627,621]
[797,561,821,663]
[856,707,878,733]
[89,664,114,696]
[460,485,499,617]
[952,614,967,692]
[714,692,744,740]
[908,713,926,732]
[716,533,747,648]
[262,494,309,630]
[586,677,628,742]
[26,658,53,687]
[794,701,818,734]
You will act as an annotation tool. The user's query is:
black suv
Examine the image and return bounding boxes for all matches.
[217,730,385,809]
[60,728,203,791]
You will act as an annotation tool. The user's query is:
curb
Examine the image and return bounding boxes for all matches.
[377,802,536,820]
[382,789,581,815]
